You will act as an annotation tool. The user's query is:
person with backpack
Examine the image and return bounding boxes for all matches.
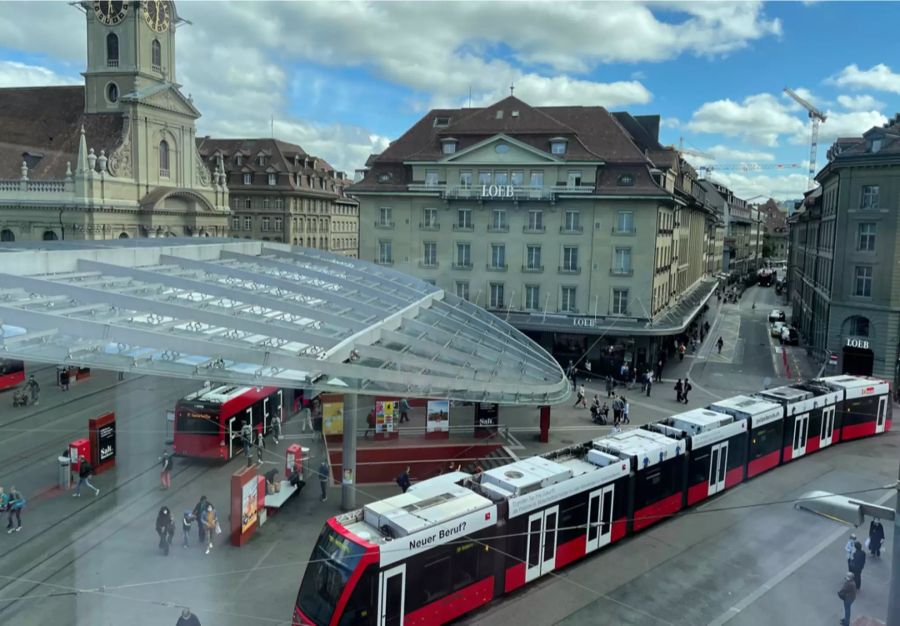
[271,413,282,445]
[192,496,209,546]
[674,379,684,403]
[838,571,857,626]
[682,379,693,404]
[6,486,24,533]
[160,451,173,490]
[396,467,411,493]
[73,456,100,497]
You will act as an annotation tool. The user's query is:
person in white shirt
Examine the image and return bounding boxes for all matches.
[845,533,857,569]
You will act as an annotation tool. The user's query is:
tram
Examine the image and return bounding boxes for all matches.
[173,384,283,459]
[293,375,891,626]
[0,358,25,391]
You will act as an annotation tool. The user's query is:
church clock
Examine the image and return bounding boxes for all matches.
[142,0,170,32]
[93,0,129,26]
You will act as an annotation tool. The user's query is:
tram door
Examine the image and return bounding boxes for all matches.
[708,442,728,495]
[586,485,614,554]
[876,396,888,434]
[792,413,809,459]
[377,564,406,626]
[820,406,836,447]
[263,397,270,432]
[525,505,559,582]
[227,417,237,458]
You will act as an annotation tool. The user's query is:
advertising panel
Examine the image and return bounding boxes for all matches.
[474,402,499,437]
[322,400,344,435]
[376,400,396,433]
[241,477,258,533]
[426,400,450,433]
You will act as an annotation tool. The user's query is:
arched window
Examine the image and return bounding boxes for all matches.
[151,40,162,72]
[118,232,129,239]
[106,33,119,67]
[159,140,170,177]
[42,230,58,241]
[0,229,14,242]
[847,315,870,337]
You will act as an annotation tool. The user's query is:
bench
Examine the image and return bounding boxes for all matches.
[263,480,301,516]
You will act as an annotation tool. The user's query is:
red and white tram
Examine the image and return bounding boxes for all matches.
[755,382,842,461]
[293,375,891,626]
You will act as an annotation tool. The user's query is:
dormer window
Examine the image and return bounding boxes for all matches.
[235,154,243,166]
[496,110,504,120]
[871,138,883,153]
[377,172,393,184]
[434,116,451,127]
[441,138,457,155]
[268,173,277,186]
[617,174,634,186]
[257,155,266,167]
[550,137,567,155]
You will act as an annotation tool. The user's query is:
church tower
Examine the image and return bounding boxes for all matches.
[83,1,178,114]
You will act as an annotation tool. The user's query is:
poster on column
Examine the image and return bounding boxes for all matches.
[426,400,450,433]
[322,400,344,435]
[241,477,258,533]
[376,401,396,433]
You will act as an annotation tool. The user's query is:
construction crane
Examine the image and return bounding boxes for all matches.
[784,87,827,190]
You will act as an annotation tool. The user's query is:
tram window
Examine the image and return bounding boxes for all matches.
[645,469,662,486]
[752,423,781,457]
[527,518,542,568]
[422,556,452,602]
[453,543,478,591]
[559,500,586,543]
[845,399,868,425]
[338,565,376,626]
[0,359,23,375]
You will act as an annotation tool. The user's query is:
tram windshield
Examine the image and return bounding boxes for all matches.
[297,525,366,625]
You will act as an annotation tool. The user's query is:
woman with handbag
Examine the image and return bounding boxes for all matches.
[203,504,219,555]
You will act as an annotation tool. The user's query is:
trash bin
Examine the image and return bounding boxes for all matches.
[57,456,71,490]
[301,446,310,481]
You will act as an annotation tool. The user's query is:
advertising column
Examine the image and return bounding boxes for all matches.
[426,400,450,440]
[474,402,499,439]
[88,412,116,474]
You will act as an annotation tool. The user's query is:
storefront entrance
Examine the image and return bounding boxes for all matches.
[842,346,874,376]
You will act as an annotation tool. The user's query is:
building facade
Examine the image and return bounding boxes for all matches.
[790,116,900,385]
[351,96,722,373]
[700,181,757,277]
[0,1,229,241]
[196,138,358,256]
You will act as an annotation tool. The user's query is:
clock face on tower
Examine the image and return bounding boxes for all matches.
[93,0,129,26]
[142,0,170,32]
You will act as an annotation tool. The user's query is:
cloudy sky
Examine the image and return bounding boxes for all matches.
[1,1,898,200]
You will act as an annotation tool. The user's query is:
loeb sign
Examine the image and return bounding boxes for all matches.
[481,184,515,198]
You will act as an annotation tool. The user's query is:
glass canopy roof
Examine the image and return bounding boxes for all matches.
[0,239,569,405]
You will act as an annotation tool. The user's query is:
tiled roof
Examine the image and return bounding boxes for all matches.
[0,85,124,180]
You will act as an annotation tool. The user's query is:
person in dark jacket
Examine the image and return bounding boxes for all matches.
[682,378,693,404]
[155,506,175,556]
[192,496,209,546]
[869,519,885,557]
[73,457,100,497]
[849,541,866,591]
[838,571,857,626]
[181,510,194,548]
[318,461,329,502]
[674,379,683,403]
[396,467,411,493]
[364,409,376,438]
[176,608,201,626]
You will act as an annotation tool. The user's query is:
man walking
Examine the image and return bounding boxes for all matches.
[621,396,630,425]
[645,371,653,398]
[160,451,173,490]
[240,421,253,467]
[868,519,885,557]
[6,486,24,534]
[25,374,40,405]
[364,408,376,439]
[396,467,411,493]
[192,496,209,547]
[716,336,724,354]
[612,396,624,425]
[574,384,587,408]
[73,456,100,497]
[318,460,330,502]
[271,413,282,445]
[256,431,265,465]
[838,572,857,626]
[605,375,615,398]
[845,532,857,570]
[674,379,683,403]
[682,379,693,404]
[399,398,410,423]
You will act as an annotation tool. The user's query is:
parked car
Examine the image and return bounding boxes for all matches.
[768,309,786,322]
[770,321,787,337]
[780,326,800,345]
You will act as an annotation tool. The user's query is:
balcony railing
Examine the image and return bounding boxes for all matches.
[374,220,394,229]
[560,225,583,234]
[488,224,509,233]
[0,179,71,194]
[452,262,473,270]
[486,263,508,272]
[522,264,544,273]
[559,265,581,274]
[523,225,546,234]
[613,227,636,235]
[419,260,439,269]
[452,223,474,232]
[406,183,596,201]
[419,222,440,231]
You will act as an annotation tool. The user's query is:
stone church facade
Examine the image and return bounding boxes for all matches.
[0,1,229,242]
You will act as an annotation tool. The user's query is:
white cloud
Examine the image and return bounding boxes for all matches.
[660,117,682,129]
[836,94,885,111]
[687,93,806,146]
[468,75,651,109]
[0,60,80,88]
[830,63,900,94]
[704,170,810,202]
[817,110,888,142]
[707,145,776,161]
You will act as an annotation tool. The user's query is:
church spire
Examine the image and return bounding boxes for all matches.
[76,125,89,174]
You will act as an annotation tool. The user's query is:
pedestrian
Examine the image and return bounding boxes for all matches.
[399,398,410,423]
[240,421,253,466]
[176,608,202,626]
[838,571,857,626]
[73,456,100,497]
[674,379,683,403]
[271,413,282,445]
[256,431,265,465]
[574,384,587,408]
[598,402,609,424]
[682,379,693,404]
[155,506,175,556]
[396,466,411,493]
[192,496,209,546]
[59,368,70,391]
[584,360,592,382]
[868,519,885,558]
[25,374,39,405]
[300,405,313,433]
[0,486,7,513]
[159,451,173,490]
[704,321,710,335]
[318,460,329,502]
[203,504,219,554]
[622,397,630,424]
[364,408,376,438]
[606,375,615,398]
[645,371,653,398]
[678,343,686,362]
[849,541,866,591]
[845,533,857,570]
[716,337,724,354]
[656,359,664,382]
[570,365,579,389]
[181,510,194,548]
[5,486,24,533]
[612,395,624,425]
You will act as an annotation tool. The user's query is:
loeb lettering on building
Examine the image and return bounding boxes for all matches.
[481,184,514,198]
[845,337,870,350]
